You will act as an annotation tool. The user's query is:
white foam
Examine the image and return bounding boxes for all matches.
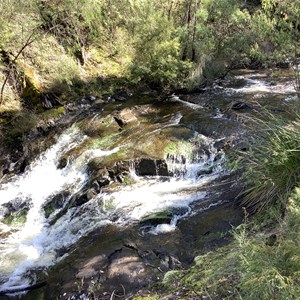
[227,77,296,95]
[167,95,203,110]
[0,127,120,290]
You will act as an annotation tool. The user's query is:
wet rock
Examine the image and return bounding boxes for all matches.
[2,198,30,216]
[94,167,111,187]
[140,211,173,226]
[109,90,132,102]
[71,187,97,207]
[213,138,232,151]
[106,248,152,290]
[82,95,96,104]
[1,198,30,225]
[107,161,130,180]
[76,254,108,279]
[230,101,252,111]
[197,166,214,177]
[57,156,68,169]
[134,158,169,176]
[44,191,70,218]
[113,107,138,128]
[41,93,62,109]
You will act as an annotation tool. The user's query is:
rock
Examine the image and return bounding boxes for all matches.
[44,191,70,218]
[230,101,251,111]
[107,161,130,180]
[110,90,132,102]
[57,156,68,169]
[213,139,231,151]
[134,158,169,176]
[76,254,107,279]
[113,107,138,128]
[94,167,111,187]
[197,166,214,177]
[140,211,173,226]
[41,93,62,109]
[1,198,30,225]
[82,95,96,103]
[86,188,97,200]
[107,248,150,290]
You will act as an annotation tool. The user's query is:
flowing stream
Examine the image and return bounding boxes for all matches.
[0,125,224,293]
[0,69,297,295]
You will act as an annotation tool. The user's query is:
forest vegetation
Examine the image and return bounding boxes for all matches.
[0,0,300,113]
[1,0,300,299]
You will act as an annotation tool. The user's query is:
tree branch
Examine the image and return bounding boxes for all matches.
[0,31,37,106]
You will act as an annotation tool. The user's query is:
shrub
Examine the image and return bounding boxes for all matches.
[239,114,300,213]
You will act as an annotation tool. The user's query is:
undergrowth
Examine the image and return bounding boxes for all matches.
[238,114,300,213]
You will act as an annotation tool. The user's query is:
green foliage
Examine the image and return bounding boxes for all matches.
[130,2,192,87]
[240,115,300,212]
[250,0,300,64]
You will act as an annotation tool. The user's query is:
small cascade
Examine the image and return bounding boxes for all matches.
[0,127,119,293]
[0,121,226,294]
[226,75,296,95]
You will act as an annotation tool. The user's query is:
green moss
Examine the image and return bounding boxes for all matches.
[39,106,65,121]
[101,148,129,166]
[88,132,122,150]
[164,140,194,158]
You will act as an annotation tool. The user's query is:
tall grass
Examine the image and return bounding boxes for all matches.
[239,114,300,213]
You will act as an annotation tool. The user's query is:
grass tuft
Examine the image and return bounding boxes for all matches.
[238,114,300,213]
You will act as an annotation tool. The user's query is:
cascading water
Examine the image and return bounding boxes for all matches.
[0,122,225,293]
[0,126,119,293]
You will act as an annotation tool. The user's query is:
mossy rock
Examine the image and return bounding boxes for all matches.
[140,211,173,226]
[80,115,120,137]
[44,191,70,218]
[161,126,194,141]
[39,106,65,121]
[1,209,28,226]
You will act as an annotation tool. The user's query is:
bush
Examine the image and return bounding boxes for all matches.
[239,114,300,213]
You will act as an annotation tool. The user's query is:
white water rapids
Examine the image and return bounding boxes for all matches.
[0,124,225,293]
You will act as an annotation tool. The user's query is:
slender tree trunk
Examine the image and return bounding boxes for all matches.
[0,32,36,106]
[191,0,198,61]
[168,0,174,19]
[182,0,193,61]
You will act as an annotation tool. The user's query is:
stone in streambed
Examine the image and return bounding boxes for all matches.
[44,191,70,218]
[134,158,169,176]
[140,211,173,226]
